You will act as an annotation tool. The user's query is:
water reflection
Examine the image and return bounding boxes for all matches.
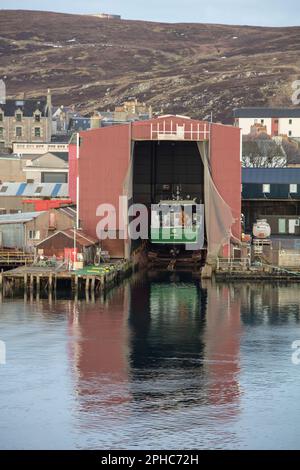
[2,278,300,449]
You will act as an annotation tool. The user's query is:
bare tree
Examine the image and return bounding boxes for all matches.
[242,133,286,167]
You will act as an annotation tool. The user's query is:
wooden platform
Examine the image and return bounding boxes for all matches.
[0,260,132,298]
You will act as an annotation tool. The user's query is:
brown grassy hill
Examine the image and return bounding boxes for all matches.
[1,10,300,122]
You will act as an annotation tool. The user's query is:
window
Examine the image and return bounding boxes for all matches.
[261,119,264,124]
[289,131,292,137]
[0,113,3,122]
[16,127,22,137]
[0,127,3,137]
[263,184,270,193]
[290,184,298,194]
[274,119,279,124]
[289,119,293,125]
[0,186,8,193]
[28,230,40,240]
[34,114,41,122]
[42,172,68,183]
[278,219,286,234]
[35,186,43,194]
[34,127,41,137]
[16,113,22,122]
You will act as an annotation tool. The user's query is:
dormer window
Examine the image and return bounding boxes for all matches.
[16,113,22,122]
[34,113,41,122]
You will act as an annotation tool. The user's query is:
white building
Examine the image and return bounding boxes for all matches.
[234,108,300,138]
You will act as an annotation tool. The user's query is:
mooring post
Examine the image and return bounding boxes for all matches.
[30,274,34,292]
[74,275,78,295]
[49,273,53,293]
[36,275,40,296]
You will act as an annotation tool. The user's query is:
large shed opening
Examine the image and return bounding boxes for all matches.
[132,140,205,260]
[133,140,204,205]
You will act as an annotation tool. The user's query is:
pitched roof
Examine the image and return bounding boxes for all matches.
[234,108,300,118]
[30,151,68,163]
[36,228,98,247]
[0,98,49,117]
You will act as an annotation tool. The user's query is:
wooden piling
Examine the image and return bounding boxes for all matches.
[30,274,34,292]
[49,273,53,292]
[24,273,28,292]
[36,275,40,295]
[74,275,78,295]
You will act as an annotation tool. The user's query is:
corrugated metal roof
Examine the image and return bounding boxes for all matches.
[0,211,45,224]
[0,182,69,197]
[234,108,300,118]
[242,168,300,184]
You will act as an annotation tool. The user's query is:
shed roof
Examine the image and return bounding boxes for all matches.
[242,168,300,184]
[0,211,45,225]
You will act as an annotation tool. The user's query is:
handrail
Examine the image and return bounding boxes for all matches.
[217,258,251,270]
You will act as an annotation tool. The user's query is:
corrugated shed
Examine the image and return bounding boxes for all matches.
[0,182,69,198]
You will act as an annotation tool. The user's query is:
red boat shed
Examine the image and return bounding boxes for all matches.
[69,115,241,260]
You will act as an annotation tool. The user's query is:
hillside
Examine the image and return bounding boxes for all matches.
[1,10,300,122]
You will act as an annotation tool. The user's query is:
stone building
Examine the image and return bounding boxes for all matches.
[0,89,52,150]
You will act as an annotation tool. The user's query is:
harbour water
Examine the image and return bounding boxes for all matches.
[1,273,300,450]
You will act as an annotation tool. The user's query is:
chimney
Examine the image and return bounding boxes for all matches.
[0,79,6,104]
[47,89,52,110]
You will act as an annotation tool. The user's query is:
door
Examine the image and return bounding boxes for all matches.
[289,219,297,234]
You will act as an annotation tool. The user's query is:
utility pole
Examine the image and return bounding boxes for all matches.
[73,224,77,271]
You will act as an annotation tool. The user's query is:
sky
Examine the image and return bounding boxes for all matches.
[0,0,300,26]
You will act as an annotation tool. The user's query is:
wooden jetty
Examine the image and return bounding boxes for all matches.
[0,260,132,298]
[215,257,300,281]
[0,250,34,268]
